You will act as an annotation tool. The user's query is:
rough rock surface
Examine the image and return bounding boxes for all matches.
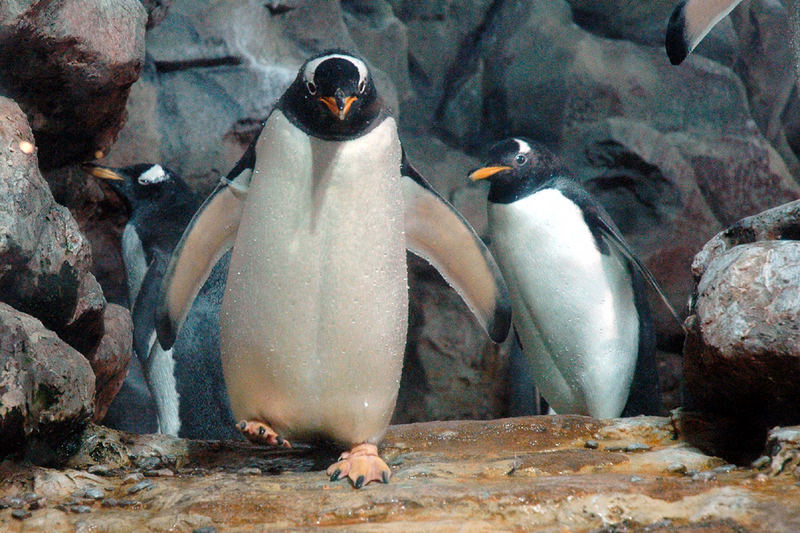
[1,416,799,531]
[85,304,133,424]
[0,0,147,168]
[0,302,95,462]
[0,96,107,351]
[682,200,800,462]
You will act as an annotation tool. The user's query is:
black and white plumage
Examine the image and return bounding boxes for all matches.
[83,163,238,440]
[156,50,510,487]
[665,0,743,65]
[470,138,682,418]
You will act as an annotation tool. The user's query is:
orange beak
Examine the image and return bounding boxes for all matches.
[468,166,512,181]
[319,95,358,120]
[81,163,124,181]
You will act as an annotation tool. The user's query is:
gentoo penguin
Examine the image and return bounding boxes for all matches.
[469,138,683,418]
[665,0,743,64]
[156,50,511,487]
[82,163,239,440]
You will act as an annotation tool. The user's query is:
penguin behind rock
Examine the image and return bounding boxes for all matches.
[665,0,743,65]
[469,138,684,419]
[83,163,239,440]
[156,50,511,487]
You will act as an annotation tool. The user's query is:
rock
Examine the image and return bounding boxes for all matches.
[2,417,798,530]
[84,304,133,423]
[684,233,800,438]
[0,0,148,168]
[140,0,172,28]
[665,132,800,227]
[0,302,95,462]
[764,426,800,476]
[0,97,107,352]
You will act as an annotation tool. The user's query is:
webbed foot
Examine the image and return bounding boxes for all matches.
[237,420,291,448]
[326,443,390,488]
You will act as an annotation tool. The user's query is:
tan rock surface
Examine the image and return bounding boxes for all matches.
[1,416,799,531]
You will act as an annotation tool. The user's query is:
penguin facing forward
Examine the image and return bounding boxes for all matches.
[156,50,511,488]
[82,163,239,440]
[469,138,683,419]
[665,0,743,65]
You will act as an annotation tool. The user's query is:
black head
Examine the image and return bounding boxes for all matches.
[81,163,196,215]
[468,138,569,204]
[278,50,383,140]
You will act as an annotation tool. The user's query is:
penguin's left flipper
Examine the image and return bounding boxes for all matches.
[156,137,258,349]
[666,0,743,65]
[402,152,511,343]
[562,181,686,332]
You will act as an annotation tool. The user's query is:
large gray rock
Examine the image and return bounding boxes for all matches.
[0,302,95,462]
[684,200,800,430]
[0,97,106,351]
[85,304,133,423]
[0,0,147,168]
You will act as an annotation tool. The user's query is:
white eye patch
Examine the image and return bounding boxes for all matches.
[138,164,168,185]
[302,53,368,87]
[514,138,532,155]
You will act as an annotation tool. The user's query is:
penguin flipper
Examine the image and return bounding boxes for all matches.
[585,200,686,334]
[666,0,743,65]
[132,255,168,363]
[156,158,254,349]
[401,152,511,343]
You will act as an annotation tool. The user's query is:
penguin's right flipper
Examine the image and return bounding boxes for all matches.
[666,0,743,64]
[156,138,258,349]
[131,255,168,363]
[401,152,512,343]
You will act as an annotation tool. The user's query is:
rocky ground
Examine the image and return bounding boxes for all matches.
[2,416,800,531]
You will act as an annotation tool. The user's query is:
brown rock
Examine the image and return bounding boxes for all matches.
[0,96,107,350]
[2,417,794,530]
[684,240,800,425]
[0,0,147,168]
[0,302,95,461]
[84,304,133,423]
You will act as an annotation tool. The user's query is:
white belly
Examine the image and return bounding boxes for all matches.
[220,112,406,445]
[489,189,639,418]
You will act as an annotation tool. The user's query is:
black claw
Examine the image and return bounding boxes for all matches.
[354,475,365,489]
[258,427,266,436]
[276,436,284,446]
[382,471,389,484]
[239,421,247,430]
[330,469,341,482]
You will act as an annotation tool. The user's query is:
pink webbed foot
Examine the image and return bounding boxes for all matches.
[237,420,291,448]
[326,443,391,488]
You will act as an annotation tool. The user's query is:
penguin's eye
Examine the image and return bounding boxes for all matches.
[515,154,527,165]
[358,79,366,93]
[306,81,317,95]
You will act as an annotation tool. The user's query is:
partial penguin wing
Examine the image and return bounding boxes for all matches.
[556,179,686,332]
[666,0,743,64]
[156,125,262,349]
[132,254,168,363]
[401,151,512,343]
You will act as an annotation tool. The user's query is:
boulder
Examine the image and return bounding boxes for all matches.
[684,200,800,430]
[0,97,106,351]
[0,0,147,168]
[0,302,95,462]
[84,304,133,423]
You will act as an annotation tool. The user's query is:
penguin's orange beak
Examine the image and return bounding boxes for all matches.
[319,95,358,120]
[81,163,124,181]
[468,166,512,181]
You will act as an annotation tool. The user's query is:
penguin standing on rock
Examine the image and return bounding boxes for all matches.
[82,163,238,440]
[469,138,684,419]
[156,50,511,488]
